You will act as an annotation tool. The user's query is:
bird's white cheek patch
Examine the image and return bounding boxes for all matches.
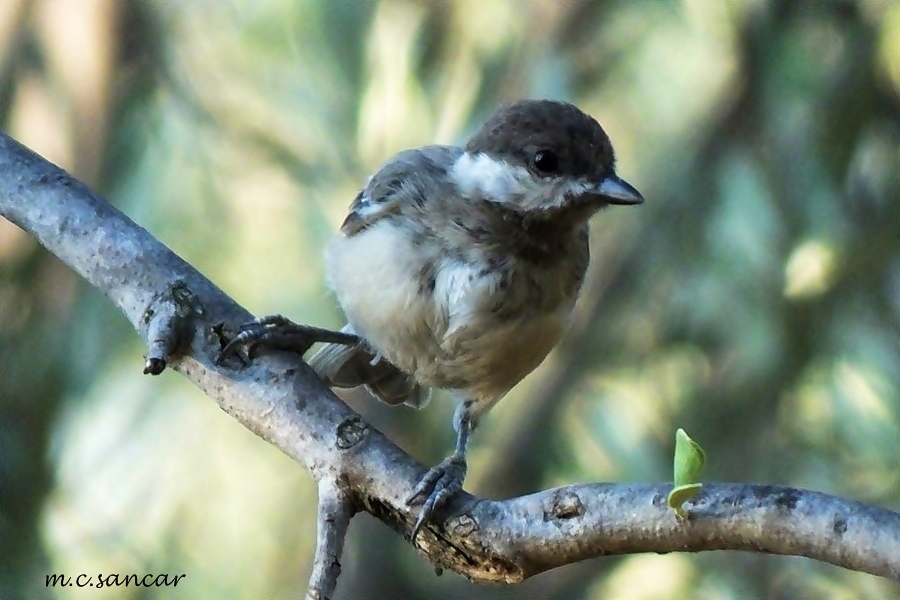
[451,152,528,202]
[561,179,595,198]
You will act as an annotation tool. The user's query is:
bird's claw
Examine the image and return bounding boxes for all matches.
[217,314,358,364]
[406,453,467,542]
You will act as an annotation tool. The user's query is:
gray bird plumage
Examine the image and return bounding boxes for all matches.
[238,99,644,540]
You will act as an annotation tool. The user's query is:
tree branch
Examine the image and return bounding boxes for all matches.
[1,132,898,584]
[308,477,355,600]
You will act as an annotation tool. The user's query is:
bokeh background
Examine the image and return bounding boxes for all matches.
[1,0,899,598]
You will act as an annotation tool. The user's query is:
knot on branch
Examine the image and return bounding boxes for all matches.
[142,280,204,374]
[336,416,369,449]
[543,489,585,522]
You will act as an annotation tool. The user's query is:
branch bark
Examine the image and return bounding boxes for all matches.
[308,477,355,600]
[1,132,899,586]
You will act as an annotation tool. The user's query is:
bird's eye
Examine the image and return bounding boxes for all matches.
[532,150,559,174]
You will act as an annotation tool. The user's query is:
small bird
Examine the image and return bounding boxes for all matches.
[222,99,643,540]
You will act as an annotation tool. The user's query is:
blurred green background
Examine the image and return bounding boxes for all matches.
[1,0,899,598]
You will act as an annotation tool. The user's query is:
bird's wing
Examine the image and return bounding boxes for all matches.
[340,145,462,236]
[320,145,458,408]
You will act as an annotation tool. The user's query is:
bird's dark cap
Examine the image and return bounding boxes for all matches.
[465,99,616,182]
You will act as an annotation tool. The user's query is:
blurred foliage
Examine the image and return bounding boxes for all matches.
[1,0,899,599]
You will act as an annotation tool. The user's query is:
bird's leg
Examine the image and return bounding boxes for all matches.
[407,404,474,541]
[217,314,359,363]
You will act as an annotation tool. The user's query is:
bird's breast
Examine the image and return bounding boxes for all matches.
[325,222,437,373]
[325,220,573,400]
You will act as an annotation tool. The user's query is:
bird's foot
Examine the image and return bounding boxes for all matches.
[406,453,467,542]
[217,314,358,364]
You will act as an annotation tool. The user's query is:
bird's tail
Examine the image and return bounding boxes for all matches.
[307,324,432,409]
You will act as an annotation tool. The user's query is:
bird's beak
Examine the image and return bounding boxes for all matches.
[594,175,644,205]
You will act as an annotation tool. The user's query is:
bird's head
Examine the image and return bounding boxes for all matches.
[452,99,643,226]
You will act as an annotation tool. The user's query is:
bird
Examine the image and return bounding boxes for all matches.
[221,99,644,541]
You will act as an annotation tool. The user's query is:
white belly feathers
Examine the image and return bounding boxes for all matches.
[325,220,567,400]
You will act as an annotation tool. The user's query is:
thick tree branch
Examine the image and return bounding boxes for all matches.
[1,132,899,584]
